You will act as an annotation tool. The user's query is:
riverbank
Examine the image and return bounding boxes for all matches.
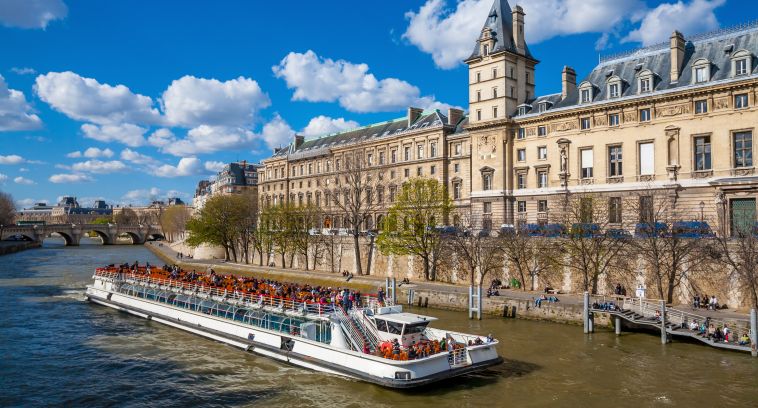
[0,241,40,256]
[145,242,608,326]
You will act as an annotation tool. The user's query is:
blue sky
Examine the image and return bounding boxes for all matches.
[0,0,756,208]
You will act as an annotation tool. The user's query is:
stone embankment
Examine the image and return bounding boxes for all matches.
[0,241,41,256]
[145,242,606,326]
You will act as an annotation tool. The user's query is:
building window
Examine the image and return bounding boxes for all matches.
[694,136,711,171]
[417,167,422,176]
[609,113,620,127]
[516,173,526,189]
[336,160,341,171]
[493,87,498,98]
[537,126,547,136]
[580,148,593,178]
[430,165,436,175]
[640,77,651,93]
[404,168,410,178]
[326,160,331,172]
[404,146,410,161]
[367,153,373,166]
[581,88,591,104]
[454,163,460,172]
[483,202,492,214]
[517,149,526,162]
[538,200,548,213]
[517,201,526,213]
[476,110,482,121]
[735,93,749,109]
[476,90,481,102]
[517,128,526,139]
[609,197,622,224]
[640,108,651,122]
[695,66,708,83]
[390,170,396,179]
[417,144,424,159]
[391,149,397,163]
[430,142,437,158]
[482,44,489,56]
[580,117,591,130]
[695,100,708,114]
[492,106,498,118]
[379,151,385,165]
[608,145,623,177]
[453,182,461,199]
[580,198,593,223]
[735,58,749,76]
[608,83,620,98]
[639,142,654,175]
[492,67,497,78]
[510,86,515,98]
[639,196,654,224]
[454,143,462,155]
[537,171,547,188]
[483,173,493,190]
[734,131,753,168]
[476,72,481,83]
[538,146,547,160]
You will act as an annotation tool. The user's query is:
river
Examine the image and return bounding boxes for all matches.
[1,238,756,407]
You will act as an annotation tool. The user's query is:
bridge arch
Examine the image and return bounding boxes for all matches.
[146,232,165,241]
[118,231,146,245]
[46,231,76,246]
[84,229,113,245]
[1,232,35,242]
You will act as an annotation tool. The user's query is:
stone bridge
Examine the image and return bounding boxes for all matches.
[0,224,164,246]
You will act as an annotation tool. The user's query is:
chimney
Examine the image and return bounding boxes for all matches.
[670,31,685,83]
[407,107,423,127]
[293,134,305,149]
[447,108,464,126]
[561,66,576,99]
[512,5,526,53]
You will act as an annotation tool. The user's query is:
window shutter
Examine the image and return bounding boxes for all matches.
[639,143,654,175]
[581,149,593,168]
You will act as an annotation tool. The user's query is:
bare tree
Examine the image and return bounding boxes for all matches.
[321,150,385,275]
[0,191,16,239]
[447,212,504,287]
[500,226,556,291]
[547,192,630,294]
[712,210,758,308]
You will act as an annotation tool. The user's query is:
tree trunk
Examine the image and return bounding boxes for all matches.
[353,234,363,275]
[423,256,430,281]
[365,235,375,276]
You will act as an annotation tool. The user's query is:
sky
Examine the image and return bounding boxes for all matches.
[1,0,756,209]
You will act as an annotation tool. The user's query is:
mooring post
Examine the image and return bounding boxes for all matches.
[582,292,590,334]
[468,285,473,319]
[751,308,757,357]
[477,285,483,321]
[391,278,397,304]
[615,316,622,335]
[660,300,668,344]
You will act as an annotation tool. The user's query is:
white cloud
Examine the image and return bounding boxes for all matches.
[19,167,29,172]
[161,75,270,128]
[49,173,94,183]
[152,157,202,178]
[260,114,295,149]
[0,173,7,184]
[0,75,43,131]
[161,125,254,157]
[301,115,359,137]
[0,154,25,165]
[13,176,35,185]
[10,67,37,75]
[403,0,643,69]
[15,198,48,208]
[70,159,127,174]
[81,123,147,147]
[147,128,175,148]
[67,147,114,159]
[624,0,725,46]
[123,187,162,203]
[204,161,226,173]
[273,50,449,112]
[120,148,155,165]
[34,71,161,125]
[0,0,67,29]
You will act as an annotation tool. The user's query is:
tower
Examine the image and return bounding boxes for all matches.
[465,0,538,125]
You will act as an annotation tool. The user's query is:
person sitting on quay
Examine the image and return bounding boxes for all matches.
[738,333,751,346]
[693,295,701,310]
[688,320,699,331]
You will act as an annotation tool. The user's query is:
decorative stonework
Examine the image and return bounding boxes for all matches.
[623,112,636,123]
[607,177,624,184]
[552,121,577,132]
[638,175,655,182]
[477,134,496,157]
[692,170,713,179]
[732,167,755,176]
[656,103,691,117]
[714,97,730,110]
[579,178,594,185]
[594,115,608,126]
[526,127,537,137]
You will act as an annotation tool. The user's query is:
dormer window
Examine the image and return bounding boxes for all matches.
[578,82,593,104]
[482,44,489,56]
[638,70,654,94]
[517,105,531,116]
[607,76,622,99]
[732,50,752,76]
[692,59,711,83]
[538,101,551,113]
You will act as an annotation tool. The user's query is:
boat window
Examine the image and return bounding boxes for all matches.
[375,318,388,332]
[404,322,430,335]
[387,321,403,335]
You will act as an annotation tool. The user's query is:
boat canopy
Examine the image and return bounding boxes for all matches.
[376,312,438,325]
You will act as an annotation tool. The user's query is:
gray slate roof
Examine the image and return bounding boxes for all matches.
[518,22,758,117]
[467,0,534,62]
[272,110,462,161]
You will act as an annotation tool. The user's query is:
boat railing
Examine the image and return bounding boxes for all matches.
[94,269,336,317]
[349,308,381,351]
[448,347,469,367]
[334,305,369,352]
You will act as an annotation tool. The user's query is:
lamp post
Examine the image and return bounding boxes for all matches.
[699,201,705,223]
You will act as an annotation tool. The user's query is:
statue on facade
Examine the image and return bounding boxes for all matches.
[559,148,568,173]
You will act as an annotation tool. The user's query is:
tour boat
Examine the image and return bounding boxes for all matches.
[85,268,502,388]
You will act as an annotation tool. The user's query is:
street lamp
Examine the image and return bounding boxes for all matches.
[699,201,705,222]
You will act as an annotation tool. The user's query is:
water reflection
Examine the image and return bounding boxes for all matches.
[0,243,757,407]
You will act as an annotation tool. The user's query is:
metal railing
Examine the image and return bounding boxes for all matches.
[349,309,380,351]
[333,305,369,352]
[448,348,468,367]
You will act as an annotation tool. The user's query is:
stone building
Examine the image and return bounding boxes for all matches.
[258,0,758,236]
[193,161,260,210]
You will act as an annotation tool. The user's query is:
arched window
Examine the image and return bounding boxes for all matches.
[637,70,655,94]
[578,81,594,104]
[692,59,711,84]
[480,167,494,191]
[606,75,623,99]
[731,50,753,77]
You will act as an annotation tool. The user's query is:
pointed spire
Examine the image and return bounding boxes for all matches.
[465,0,533,62]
